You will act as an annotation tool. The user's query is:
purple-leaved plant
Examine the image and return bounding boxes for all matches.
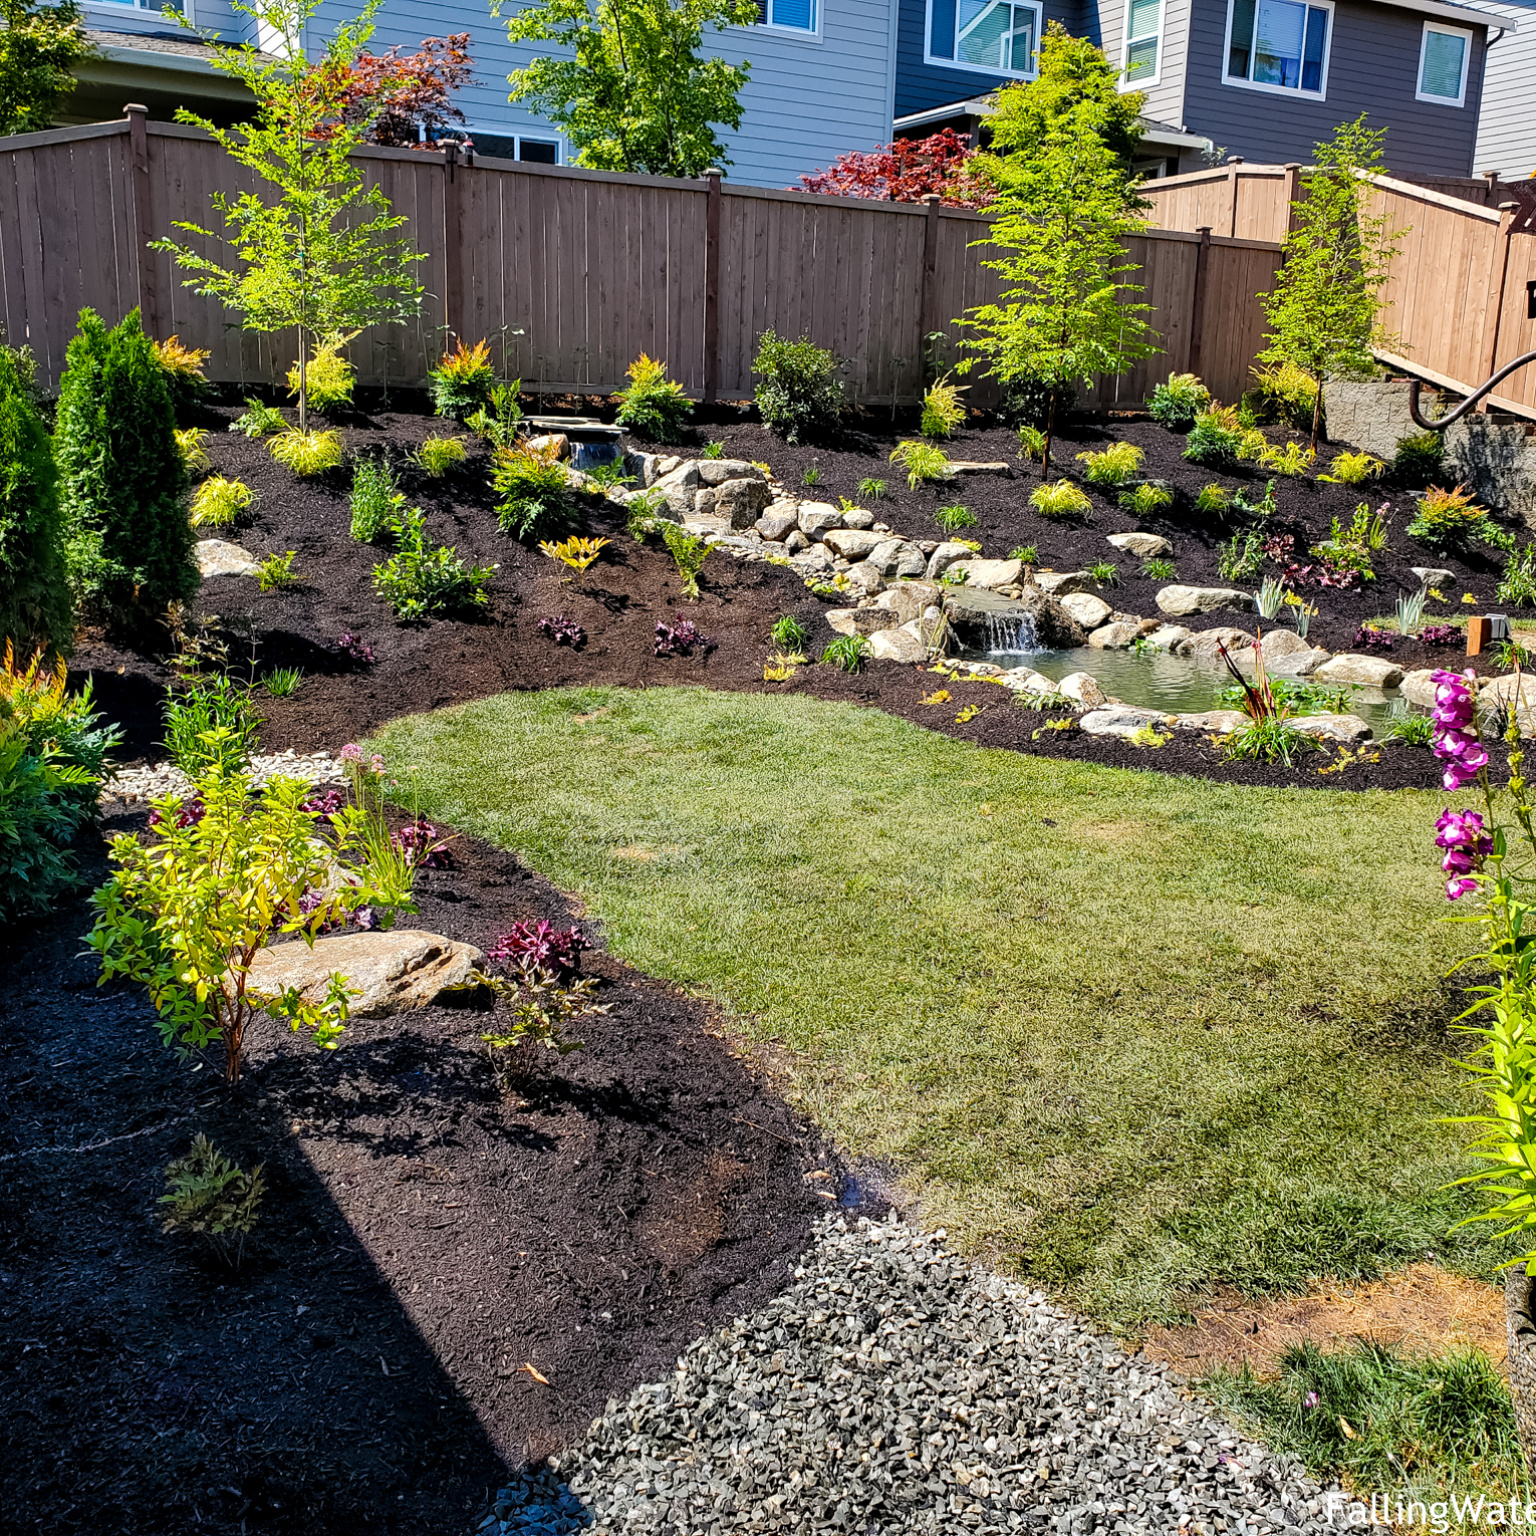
[1420,624,1460,646]
[654,616,711,657]
[1354,625,1394,650]
[487,920,591,977]
[393,814,452,868]
[537,615,585,647]
[335,633,375,666]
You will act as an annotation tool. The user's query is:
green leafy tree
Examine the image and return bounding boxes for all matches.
[152,0,425,429]
[1257,115,1402,449]
[0,345,71,656]
[982,23,1144,169]
[0,0,92,136]
[55,308,199,626]
[499,0,758,177]
[960,28,1155,479]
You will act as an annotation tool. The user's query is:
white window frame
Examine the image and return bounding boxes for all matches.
[923,0,1045,79]
[1119,0,1164,90]
[465,129,565,166]
[1415,19,1471,106]
[85,0,191,15]
[1220,0,1334,99]
[750,0,821,36]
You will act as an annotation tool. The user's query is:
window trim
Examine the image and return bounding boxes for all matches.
[464,129,566,167]
[1415,19,1471,106]
[1119,0,1164,90]
[751,0,823,38]
[1220,0,1334,99]
[923,0,1045,79]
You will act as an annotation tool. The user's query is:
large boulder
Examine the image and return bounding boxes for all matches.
[867,539,928,578]
[1061,593,1113,630]
[942,584,1087,651]
[1087,621,1140,650]
[1186,627,1255,658]
[1173,709,1250,732]
[246,930,485,1019]
[712,478,772,528]
[844,561,885,597]
[653,461,702,517]
[797,503,843,539]
[1290,713,1374,743]
[1156,585,1254,617]
[1079,705,1172,737]
[755,505,801,541]
[842,508,876,530]
[196,539,260,579]
[873,581,940,623]
[869,626,926,663]
[1057,671,1107,707]
[822,528,886,561]
[1410,566,1454,591]
[925,541,975,580]
[825,607,898,637]
[1142,624,1194,653]
[1266,646,1331,678]
[1107,531,1172,560]
[697,458,766,486]
[1310,653,1405,689]
[950,557,1023,591]
[1034,570,1096,597]
[1250,628,1315,659]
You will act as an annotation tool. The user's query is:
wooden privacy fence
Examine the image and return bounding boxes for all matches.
[1142,163,1536,420]
[0,110,1281,407]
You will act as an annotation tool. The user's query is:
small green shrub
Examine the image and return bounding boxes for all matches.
[920,374,967,438]
[934,503,977,532]
[1118,483,1171,516]
[373,507,495,621]
[624,488,670,542]
[414,435,467,477]
[1407,484,1508,554]
[1008,545,1038,564]
[350,456,406,543]
[752,330,844,443]
[821,633,869,673]
[163,673,261,777]
[190,476,255,529]
[1030,481,1092,520]
[1233,480,1279,520]
[269,429,344,477]
[998,373,1072,429]
[1142,557,1176,580]
[858,476,887,501]
[228,398,287,438]
[1076,442,1143,486]
[702,441,725,459]
[1320,450,1384,485]
[286,339,354,413]
[1248,360,1319,432]
[1088,560,1119,586]
[428,338,496,420]
[1195,483,1232,517]
[491,442,573,542]
[1217,530,1263,581]
[160,1135,265,1267]
[55,307,198,625]
[662,523,710,601]
[614,353,693,443]
[151,336,210,418]
[1146,371,1211,430]
[1497,543,1536,608]
[1392,431,1445,486]
[255,551,299,592]
[1183,406,1247,468]
[801,466,821,487]
[261,666,302,698]
[466,382,525,449]
[890,439,950,489]
[0,344,71,657]
[771,613,809,650]
[86,756,417,1082]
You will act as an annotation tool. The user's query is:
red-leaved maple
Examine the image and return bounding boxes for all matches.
[796,128,988,207]
[325,34,474,150]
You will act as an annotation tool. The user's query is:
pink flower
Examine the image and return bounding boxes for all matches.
[1447,876,1480,900]
[339,743,363,764]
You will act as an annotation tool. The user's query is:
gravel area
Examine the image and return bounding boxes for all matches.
[101,748,345,802]
[481,1218,1353,1536]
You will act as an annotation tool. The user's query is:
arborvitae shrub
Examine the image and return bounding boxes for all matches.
[0,346,72,656]
[56,308,199,624]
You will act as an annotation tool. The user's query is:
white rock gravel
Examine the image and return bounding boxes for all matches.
[101,749,346,803]
[520,1218,1345,1536]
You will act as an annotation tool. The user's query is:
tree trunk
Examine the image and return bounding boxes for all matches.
[1309,373,1324,451]
[1507,1268,1536,1488]
[297,327,308,435]
[1041,390,1057,483]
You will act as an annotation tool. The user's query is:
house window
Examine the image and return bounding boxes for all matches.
[757,0,817,30]
[1224,0,1331,95]
[1417,21,1470,105]
[927,0,1043,76]
[1122,0,1163,84]
[468,133,563,165]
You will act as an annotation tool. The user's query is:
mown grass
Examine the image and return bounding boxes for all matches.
[372,686,1513,1325]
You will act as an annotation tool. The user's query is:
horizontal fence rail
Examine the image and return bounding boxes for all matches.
[1,113,1280,408]
[1142,163,1536,420]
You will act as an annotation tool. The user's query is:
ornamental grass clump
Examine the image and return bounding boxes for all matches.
[428,338,496,420]
[614,353,693,443]
[934,503,977,532]
[269,428,344,476]
[163,672,261,777]
[821,633,869,673]
[920,374,967,439]
[85,745,417,1083]
[190,475,255,529]
[1118,483,1171,517]
[1320,450,1384,485]
[1075,442,1142,487]
[1030,481,1092,520]
[1146,371,1210,429]
[414,435,467,477]
[891,439,951,489]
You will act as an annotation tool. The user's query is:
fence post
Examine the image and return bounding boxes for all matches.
[1187,226,1212,379]
[124,104,160,337]
[920,193,942,391]
[1477,201,1518,409]
[1282,162,1302,240]
[442,142,463,349]
[1225,155,1242,238]
[703,168,722,403]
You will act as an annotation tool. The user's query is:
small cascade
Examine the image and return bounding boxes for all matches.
[983,609,1041,655]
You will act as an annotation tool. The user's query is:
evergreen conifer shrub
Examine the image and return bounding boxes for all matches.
[0,345,72,656]
[55,309,199,624]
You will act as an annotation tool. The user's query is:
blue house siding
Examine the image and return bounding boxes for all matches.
[1178,0,1488,175]
[1468,0,1536,178]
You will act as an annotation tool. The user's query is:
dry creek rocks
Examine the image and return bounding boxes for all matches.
[1156,585,1255,617]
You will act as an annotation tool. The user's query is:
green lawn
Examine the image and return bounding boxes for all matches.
[372,686,1509,1326]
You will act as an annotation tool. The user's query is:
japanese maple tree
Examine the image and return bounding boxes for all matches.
[797,129,988,208]
[332,33,474,148]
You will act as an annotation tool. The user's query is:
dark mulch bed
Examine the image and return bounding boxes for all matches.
[1,810,833,1536]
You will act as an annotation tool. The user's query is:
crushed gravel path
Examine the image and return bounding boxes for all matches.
[482,1218,1352,1535]
[102,749,344,803]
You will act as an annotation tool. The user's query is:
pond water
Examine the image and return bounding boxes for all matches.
[960,636,1414,733]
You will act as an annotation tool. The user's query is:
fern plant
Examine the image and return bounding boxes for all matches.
[663,523,710,600]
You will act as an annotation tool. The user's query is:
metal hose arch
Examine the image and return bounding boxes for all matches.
[1407,350,1536,431]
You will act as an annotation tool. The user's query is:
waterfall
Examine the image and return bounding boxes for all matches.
[983,609,1041,655]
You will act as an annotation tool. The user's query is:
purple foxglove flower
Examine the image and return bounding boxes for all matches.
[1446,876,1480,900]
[1442,849,1475,874]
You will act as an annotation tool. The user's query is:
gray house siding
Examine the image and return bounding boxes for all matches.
[1178,0,1488,175]
[1468,0,1536,178]
[1098,0,1193,126]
